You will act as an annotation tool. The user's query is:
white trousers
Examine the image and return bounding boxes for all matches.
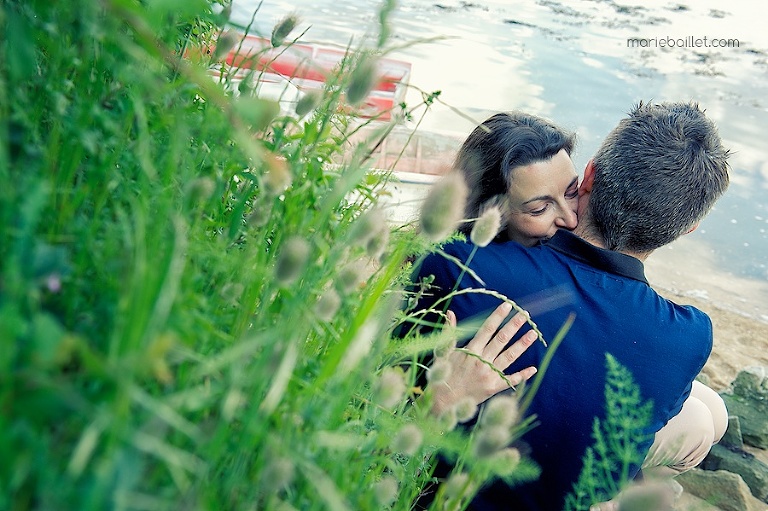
[642,380,729,477]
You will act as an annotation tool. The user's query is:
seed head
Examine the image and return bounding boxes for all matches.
[444,472,472,500]
[275,237,310,286]
[479,394,519,429]
[261,456,295,490]
[346,55,379,107]
[238,70,256,96]
[350,208,387,246]
[314,288,341,322]
[366,227,389,260]
[295,91,322,117]
[185,176,215,209]
[470,205,502,247]
[392,423,423,456]
[454,397,478,423]
[337,259,366,294]
[492,447,521,477]
[374,366,407,409]
[426,358,452,386]
[339,320,377,372]
[263,154,292,196]
[271,13,300,48]
[212,31,239,61]
[247,206,270,228]
[374,476,399,507]
[234,96,280,131]
[222,388,245,421]
[472,425,511,458]
[219,282,244,305]
[420,172,469,242]
[437,405,458,432]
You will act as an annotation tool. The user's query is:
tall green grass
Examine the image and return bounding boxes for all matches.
[1,1,657,510]
[1,1,544,509]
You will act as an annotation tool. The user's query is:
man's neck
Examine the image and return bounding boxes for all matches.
[571,225,651,262]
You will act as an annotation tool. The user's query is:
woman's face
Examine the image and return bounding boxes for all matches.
[505,149,579,247]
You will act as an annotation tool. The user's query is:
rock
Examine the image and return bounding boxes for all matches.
[676,468,765,511]
[721,415,745,450]
[731,366,768,400]
[702,444,768,502]
[721,393,768,449]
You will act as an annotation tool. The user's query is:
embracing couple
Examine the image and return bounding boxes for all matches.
[410,102,731,510]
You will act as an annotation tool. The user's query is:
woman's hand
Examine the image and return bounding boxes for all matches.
[429,301,538,417]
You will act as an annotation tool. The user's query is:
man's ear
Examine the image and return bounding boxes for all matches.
[579,159,596,196]
[685,222,700,235]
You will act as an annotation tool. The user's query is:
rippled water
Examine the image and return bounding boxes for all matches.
[230,0,768,319]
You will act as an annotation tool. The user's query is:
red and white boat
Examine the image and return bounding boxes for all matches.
[210,33,412,121]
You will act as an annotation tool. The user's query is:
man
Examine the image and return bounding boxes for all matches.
[412,101,730,510]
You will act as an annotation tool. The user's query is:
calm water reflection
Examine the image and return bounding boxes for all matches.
[230,0,768,319]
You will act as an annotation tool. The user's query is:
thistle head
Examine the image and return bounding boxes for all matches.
[419,171,468,242]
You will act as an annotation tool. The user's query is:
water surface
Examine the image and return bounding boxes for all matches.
[231,0,768,320]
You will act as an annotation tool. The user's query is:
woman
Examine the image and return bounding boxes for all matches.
[456,111,579,247]
[432,110,726,484]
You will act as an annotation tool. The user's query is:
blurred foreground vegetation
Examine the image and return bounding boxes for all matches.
[1,1,653,509]
[0,1,546,509]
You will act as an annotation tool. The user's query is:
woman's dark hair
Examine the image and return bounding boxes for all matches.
[455,112,576,239]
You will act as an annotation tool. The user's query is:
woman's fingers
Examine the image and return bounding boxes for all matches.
[493,329,537,370]
[487,365,537,396]
[446,310,457,328]
[482,310,529,361]
[465,302,512,352]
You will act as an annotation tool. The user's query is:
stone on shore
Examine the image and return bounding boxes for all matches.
[676,469,765,511]
[721,366,768,450]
